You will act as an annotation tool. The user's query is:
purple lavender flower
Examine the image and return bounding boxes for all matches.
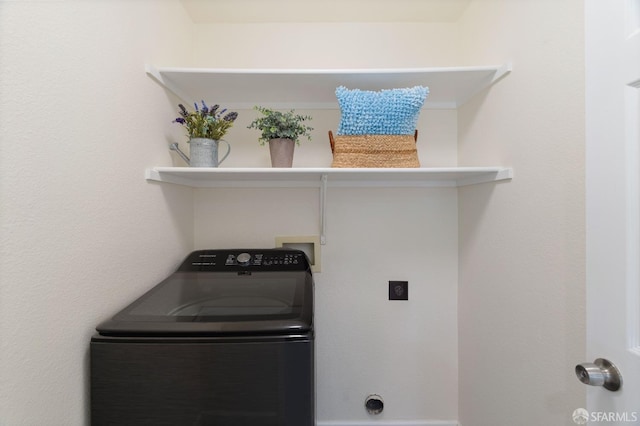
[223,112,238,122]
[173,101,238,140]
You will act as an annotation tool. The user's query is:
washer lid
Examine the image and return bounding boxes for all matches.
[96,269,313,337]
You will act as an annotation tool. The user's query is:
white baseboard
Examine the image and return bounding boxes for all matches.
[317,421,459,426]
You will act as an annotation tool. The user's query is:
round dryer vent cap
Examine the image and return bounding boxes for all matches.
[365,394,384,415]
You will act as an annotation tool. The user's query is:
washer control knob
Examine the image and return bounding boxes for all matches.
[237,252,251,266]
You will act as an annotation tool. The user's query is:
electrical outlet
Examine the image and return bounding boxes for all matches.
[389,281,408,300]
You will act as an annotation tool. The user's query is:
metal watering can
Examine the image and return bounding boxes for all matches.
[170,138,230,167]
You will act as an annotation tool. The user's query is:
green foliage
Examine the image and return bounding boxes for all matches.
[247,106,313,145]
[174,101,238,141]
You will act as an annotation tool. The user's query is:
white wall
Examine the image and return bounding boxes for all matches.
[193,22,460,69]
[457,1,585,425]
[188,20,463,425]
[194,187,459,423]
[0,1,195,424]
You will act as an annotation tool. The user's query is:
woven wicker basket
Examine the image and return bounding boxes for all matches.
[329,130,420,168]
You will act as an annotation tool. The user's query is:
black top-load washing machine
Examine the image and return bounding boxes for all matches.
[90,249,314,426]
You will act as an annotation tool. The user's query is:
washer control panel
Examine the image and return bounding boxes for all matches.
[179,249,308,272]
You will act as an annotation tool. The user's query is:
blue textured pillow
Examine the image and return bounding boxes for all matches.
[336,85,429,135]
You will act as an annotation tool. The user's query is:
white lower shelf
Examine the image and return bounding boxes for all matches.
[145,167,513,188]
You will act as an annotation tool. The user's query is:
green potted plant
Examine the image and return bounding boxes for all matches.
[247,106,313,167]
[171,101,238,167]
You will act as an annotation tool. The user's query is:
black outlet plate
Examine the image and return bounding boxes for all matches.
[389,281,408,300]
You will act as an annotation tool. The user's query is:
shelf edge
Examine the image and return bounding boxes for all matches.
[145,167,513,188]
[456,168,514,186]
[456,62,513,107]
[145,64,192,104]
[150,64,511,75]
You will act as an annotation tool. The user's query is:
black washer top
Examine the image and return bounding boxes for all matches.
[95,249,313,338]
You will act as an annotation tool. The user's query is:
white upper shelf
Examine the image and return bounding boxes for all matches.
[146,63,512,110]
[145,167,513,188]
